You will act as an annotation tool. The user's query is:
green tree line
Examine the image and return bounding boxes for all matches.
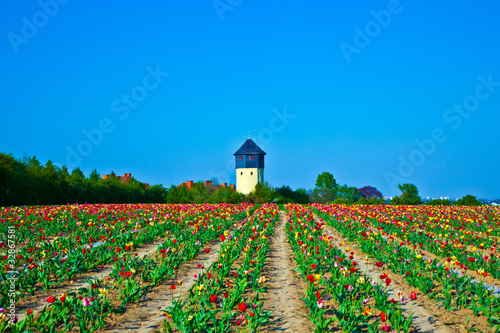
[0,153,166,206]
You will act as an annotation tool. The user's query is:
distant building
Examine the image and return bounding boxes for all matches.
[234,138,266,195]
[177,180,235,193]
[102,173,150,188]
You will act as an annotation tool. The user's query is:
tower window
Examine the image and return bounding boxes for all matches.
[240,172,243,175]
[251,172,253,175]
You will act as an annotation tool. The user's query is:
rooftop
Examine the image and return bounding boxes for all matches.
[233,138,266,156]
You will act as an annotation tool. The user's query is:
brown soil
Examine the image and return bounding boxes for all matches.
[259,211,315,332]
[315,214,494,333]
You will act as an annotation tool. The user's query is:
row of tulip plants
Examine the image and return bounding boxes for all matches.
[1,204,254,332]
[164,203,279,333]
[312,204,500,331]
[285,204,415,333]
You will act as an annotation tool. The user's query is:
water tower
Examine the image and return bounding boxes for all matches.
[234,137,266,194]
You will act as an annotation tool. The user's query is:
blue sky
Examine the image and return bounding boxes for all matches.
[1,1,499,199]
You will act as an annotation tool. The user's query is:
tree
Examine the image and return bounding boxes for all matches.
[315,172,337,190]
[210,186,243,203]
[210,177,221,185]
[275,185,294,204]
[145,184,167,203]
[293,188,310,204]
[191,182,211,204]
[312,172,338,203]
[391,183,422,205]
[358,186,383,199]
[426,198,452,206]
[0,152,166,206]
[357,197,386,205]
[455,194,482,206]
[166,185,193,203]
[247,182,276,203]
[336,185,361,202]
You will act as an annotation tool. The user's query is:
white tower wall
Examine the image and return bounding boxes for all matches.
[236,168,264,194]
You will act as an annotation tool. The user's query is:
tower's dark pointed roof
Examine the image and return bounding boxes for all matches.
[234,138,266,155]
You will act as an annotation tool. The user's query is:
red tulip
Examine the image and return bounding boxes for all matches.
[205,249,210,254]
[385,278,391,286]
[47,296,55,303]
[220,235,225,241]
[375,262,384,268]
[409,291,417,300]
[380,311,387,322]
[239,301,247,312]
[210,294,218,303]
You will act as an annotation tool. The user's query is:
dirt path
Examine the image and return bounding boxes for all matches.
[260,211,315,332]
[17,238,165,321]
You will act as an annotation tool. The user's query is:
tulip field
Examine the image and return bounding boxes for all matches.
[1,203,500,332]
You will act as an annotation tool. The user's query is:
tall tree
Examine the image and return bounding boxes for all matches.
[315,172,337,190]
[392,183,422,205]
[455,194,482,206]
[312,172,338,203]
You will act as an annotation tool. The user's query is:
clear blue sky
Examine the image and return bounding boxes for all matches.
[1,1,500,199]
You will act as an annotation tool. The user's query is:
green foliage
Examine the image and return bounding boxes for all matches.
[336,184,361,202]
[209,187,243,203]
[191,182,211,204]
[454,194,482,206]
[310,188,335,203]
[311,172,361,204]
[0,152,167,206]
[391,183,422,205]
[166,184,243,204]
[274,186,310,204]
[426,198,452,206]
[315,171,337,190]
[166,185,193,204]
[332,197,351,205]
[356,197,386,205]
[247,182,276,203]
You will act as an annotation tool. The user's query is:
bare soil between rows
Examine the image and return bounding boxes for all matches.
[259,211,315,332]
